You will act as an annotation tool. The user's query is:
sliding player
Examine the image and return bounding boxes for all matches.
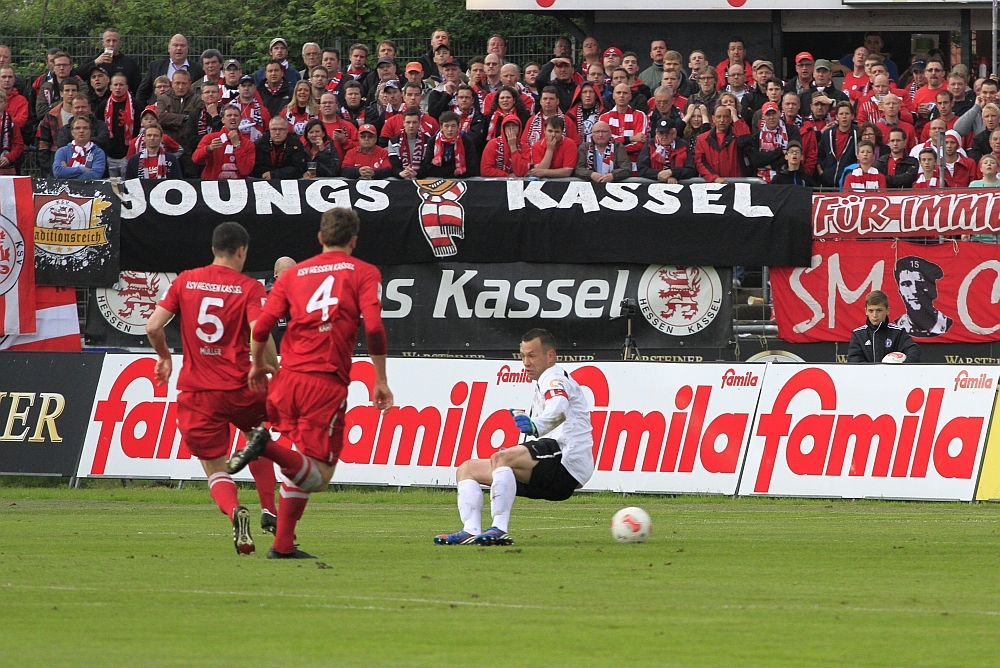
[227,207,393,559]
[435,329,594,546]
[146,222,278,555]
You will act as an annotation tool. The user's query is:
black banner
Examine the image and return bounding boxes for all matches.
[117,178,813,272]
[34,179,120,287]
[84,272,182,349]
[0,352,105,475]
[372,262,733,351]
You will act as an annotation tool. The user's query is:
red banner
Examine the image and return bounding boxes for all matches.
[771,240,1000,344]
[812,188,1000,239]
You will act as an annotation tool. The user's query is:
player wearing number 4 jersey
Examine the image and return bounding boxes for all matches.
[146,222,279,556]
[435,329,594,546]
[227,207,393,559]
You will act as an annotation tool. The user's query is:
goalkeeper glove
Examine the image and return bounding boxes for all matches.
[509,409,537,436]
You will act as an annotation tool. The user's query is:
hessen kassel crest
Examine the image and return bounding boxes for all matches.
[637,265,723,336]
[96,272,175,336]
[34,191,111,257]
[0,215,25,297]
[414,179,467,257]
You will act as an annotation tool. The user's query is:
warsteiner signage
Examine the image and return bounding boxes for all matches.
[0,352,105,475]
[116,178,813,272]
[33,180,119,286]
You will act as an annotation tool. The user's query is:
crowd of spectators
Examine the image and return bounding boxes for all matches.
[0,29,997,192]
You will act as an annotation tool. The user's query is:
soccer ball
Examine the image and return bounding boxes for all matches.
[610,507,651,543]
[882,352,906,364]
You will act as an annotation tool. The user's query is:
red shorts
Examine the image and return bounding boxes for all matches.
[266,370,348,466]
[176,387,268,460]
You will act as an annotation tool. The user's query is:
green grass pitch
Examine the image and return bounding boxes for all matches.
[3,483,1000,667]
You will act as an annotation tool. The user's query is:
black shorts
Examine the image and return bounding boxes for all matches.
[515,438,582,502]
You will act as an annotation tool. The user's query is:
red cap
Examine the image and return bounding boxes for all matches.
[795,51,814,64]
[603,47,622,58]
[358,123,377,135]
[762,101,779,114]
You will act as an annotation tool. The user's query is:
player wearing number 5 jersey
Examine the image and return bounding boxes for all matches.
[435,329,594,546]
[228,207,393,559]
[146,222,278,556]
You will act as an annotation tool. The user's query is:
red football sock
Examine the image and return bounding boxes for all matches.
[248,457,278,514]
[207,472,240,520]
[263,440,308,471]
[274,482,310,553]
[263,443,322,490]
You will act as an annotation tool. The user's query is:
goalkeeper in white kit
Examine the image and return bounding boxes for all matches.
[434,328,594,546]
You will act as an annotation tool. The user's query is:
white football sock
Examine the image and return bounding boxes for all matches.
[457,479,483,535]
[490,466,516,533]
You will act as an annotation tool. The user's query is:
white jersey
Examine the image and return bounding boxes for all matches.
[528,365,594,486]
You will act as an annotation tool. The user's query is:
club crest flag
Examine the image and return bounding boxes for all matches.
[0,176,36,336]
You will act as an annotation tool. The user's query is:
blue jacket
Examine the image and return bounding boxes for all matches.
[52,143,107,180]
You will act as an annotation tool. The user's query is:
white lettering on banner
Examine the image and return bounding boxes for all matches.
[506,180,558,211]
[957,260,1000,335]
[690,183,726,214]
[201,179,248,215]
[557,181,601,213]
[739,365,1000,501]
[380,279,414,318]
[304,178,352,211]
[354,181,390,212]
[76,356,764,493]
[148,180,198,216]
[733,183,773,218]
[790,254,823,333]
[430,270,629,320]
[118,178,146,219]
[826,254,883,329]
[600,183,640,212]
[643,183,682,215]
[253,180,302,215]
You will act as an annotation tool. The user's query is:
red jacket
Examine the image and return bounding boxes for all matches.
[3,88,29,131]
[695,128,745,180]
[945,155,977,188]
[480,136,530,177]
[192,129,255,179]
[0,111,24,173]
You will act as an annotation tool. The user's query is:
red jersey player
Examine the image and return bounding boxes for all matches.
[145,222,278,555]
[228,207,393,559]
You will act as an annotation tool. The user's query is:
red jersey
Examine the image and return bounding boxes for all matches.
[529,136,578,169]
[842,71,870,102]
[842,166,886,191]
[342,145,390,170]
[158,264,267,393]
[380,113,439,141]
[253,250,385,385]
[320,117,359,161]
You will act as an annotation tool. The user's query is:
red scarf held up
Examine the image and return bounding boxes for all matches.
[105,93,134,144]
[432,132,466,175]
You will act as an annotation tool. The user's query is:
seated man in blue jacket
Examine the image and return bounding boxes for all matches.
[53,115,107,180]
[847,290,920,363]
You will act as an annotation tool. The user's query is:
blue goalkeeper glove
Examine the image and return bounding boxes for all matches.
[509,409,536,436]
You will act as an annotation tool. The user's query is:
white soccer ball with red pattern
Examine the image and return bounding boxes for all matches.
[882,352,906,364]
[611,507,651,543]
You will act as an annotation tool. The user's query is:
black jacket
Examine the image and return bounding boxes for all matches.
[417,134,479,178]
[305,142,341,177]
[257,81,293,120]
[748,124,803,176]
[135,59,205,113]
[969,127,995,162]
[75,52,142,96]
[847,320,920,363]
[252,133,308,179]
[875,152,919,188]
[818,124,859,187]
[123,151,183,179]
[636,138,696,181]
[771,165,817,186]
[54,114,111,151]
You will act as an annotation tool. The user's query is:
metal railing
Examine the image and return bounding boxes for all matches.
[1,34,570,75]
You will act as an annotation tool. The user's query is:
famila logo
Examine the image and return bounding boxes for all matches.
[496,365,532,385]
[721,368,758,389]
[953,370,995,391]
